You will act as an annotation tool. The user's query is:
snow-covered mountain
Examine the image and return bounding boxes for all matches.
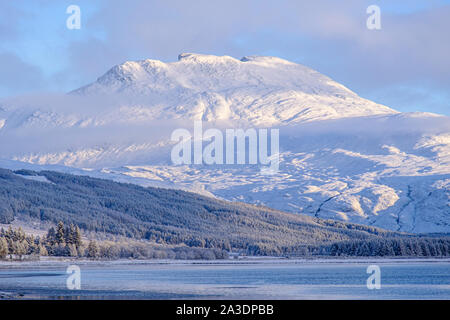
[72,53,396,125]
[0,53,448,233]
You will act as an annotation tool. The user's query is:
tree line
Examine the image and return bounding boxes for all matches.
[1,168,449,258]
[0,168,400,255]
[0,222,84,259]
[0,222,228,260]
[325,237,450,257]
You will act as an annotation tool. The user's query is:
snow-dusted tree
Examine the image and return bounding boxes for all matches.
[0,237,8,259]
[56,221,65,245]
[87,240,99,258]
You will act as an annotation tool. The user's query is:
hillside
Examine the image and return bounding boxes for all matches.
[0,168,406,254]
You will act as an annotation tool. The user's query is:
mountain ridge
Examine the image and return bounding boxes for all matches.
[72,53,396,125]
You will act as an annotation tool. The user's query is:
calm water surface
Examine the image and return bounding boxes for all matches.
[0,259,449,299]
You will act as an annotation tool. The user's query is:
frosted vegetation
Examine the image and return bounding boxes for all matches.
[0,223,228,261]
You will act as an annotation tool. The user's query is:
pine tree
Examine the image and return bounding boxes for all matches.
[16,227,25,242]
[38,244,48,256]
[74,225,82,249]
[6,226,13,239]
[14,240,28,259]
[0,237,8,259]
[66,224,76,245]
[56,221,65,245]
[87,240,99,258]
[46,227,56,246]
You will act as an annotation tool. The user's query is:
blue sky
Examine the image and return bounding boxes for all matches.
[0,0,449,115]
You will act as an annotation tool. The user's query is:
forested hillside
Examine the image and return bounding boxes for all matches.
[0,168,448,256]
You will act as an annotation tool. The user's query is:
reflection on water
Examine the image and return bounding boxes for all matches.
[0,260,449,300]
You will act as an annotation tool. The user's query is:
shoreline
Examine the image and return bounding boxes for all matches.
[1,256,449,268]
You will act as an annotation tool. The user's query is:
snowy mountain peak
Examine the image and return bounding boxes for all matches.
[177,52,237,63]
[73,53,396,125]
[175,52,293,66]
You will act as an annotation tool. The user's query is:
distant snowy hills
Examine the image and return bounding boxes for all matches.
[0,53,448,233]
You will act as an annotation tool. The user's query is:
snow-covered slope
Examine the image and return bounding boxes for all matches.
[72,53,395,125]
[0,53,448,233]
